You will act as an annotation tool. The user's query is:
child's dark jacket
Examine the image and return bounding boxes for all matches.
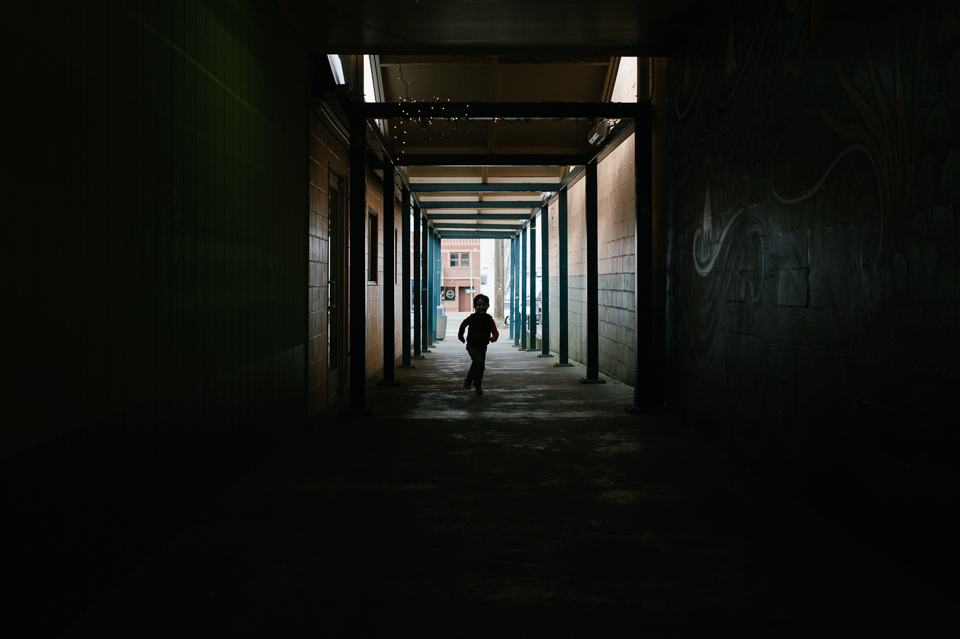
[458,313,499,352]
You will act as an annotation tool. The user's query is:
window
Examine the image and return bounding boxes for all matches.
[368,208,378,283]
[450,252,470,267]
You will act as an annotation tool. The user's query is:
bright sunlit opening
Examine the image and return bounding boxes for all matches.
[327,54,345,85]
[611,57,638,103]
[363,55,376,102]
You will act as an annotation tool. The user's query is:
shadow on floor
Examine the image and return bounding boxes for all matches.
[61,337,956,637]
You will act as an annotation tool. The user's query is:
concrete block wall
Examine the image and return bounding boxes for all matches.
[563,178,588,364]
[4,0,311,632]
[597,134,638,385]
[547,199,560,352]
[548,135,639,386]
[666,0,959,551]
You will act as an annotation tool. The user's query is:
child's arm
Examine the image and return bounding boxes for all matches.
[458,316,471,343]
[490,319,499,342]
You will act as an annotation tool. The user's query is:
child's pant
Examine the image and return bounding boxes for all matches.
[466,345,486,387]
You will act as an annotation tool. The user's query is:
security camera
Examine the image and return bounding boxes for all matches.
[588,120,610,145]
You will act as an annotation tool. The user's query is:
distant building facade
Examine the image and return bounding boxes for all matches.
[440,239,482,312]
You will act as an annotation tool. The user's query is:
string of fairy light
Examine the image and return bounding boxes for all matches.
[391,62,610,162]
[322,4,637,160]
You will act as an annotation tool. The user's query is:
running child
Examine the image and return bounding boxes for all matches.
[457,294,499,395]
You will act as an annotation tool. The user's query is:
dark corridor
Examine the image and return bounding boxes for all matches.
[60,339,955,637]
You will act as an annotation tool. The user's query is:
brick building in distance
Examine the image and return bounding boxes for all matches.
[440,239,482,312]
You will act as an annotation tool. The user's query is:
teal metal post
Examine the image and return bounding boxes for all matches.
[539,204,553,357]
[412,206,423,359]
[519,224,527,350]
[555,188,573,366]
[431,231,439,344]
[420,214,431,353]
[400,188,415,367]
[348,81,368,410]
[508,236,515,341]
[527,213,537,351]
[510,235,523,348]
[378,160,400,385]
[580,158,605,384]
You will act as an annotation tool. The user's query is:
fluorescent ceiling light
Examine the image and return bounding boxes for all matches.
[327,54,345,85]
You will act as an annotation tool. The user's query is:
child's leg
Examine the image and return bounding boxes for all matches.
[466,345,484,387]
[473,348,486,388]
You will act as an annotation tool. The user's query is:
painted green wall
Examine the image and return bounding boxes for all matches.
[4,0,311,631]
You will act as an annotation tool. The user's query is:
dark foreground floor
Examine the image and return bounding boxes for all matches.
[62,332,956,637]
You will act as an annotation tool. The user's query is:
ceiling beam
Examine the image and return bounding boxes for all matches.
[426,213,533,220]
[398,154,588,167]
[433,223,523,230]
[362,101,641,120]
[410,183,560,192]
[419,200,541,209]
[439,232,517,239]
[378,56,613,65]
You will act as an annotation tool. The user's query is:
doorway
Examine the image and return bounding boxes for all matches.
[327,169,346,402]
[459,287,473,312]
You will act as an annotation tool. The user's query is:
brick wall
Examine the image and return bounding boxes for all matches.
[308,117,401,401]
[307,112,348,414]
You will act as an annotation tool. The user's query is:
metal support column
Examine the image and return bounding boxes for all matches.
[399,187,415,368]
[527,213,538,352]
[510,235,523,348]
[430,231,439,345]
[348,60,370,410]
[420,215,431,353]
[581,158,605,384]
[412,206,424,359]
[378,160,400,386]
[539,204,553,358]
[433,234,443,346]
[508,236,515,341]
[555,188,573,367]
[519,224,528,350]
[629,60,660,412]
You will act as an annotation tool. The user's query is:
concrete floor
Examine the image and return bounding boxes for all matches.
[61,318,956,637]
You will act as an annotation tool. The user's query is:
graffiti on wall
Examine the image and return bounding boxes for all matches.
[668,0,958,457]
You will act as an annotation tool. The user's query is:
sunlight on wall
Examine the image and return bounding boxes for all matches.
[611,57,638,103]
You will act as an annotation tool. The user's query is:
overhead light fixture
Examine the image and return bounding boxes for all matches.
[588,120,610,145]
[327,54,345,85]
